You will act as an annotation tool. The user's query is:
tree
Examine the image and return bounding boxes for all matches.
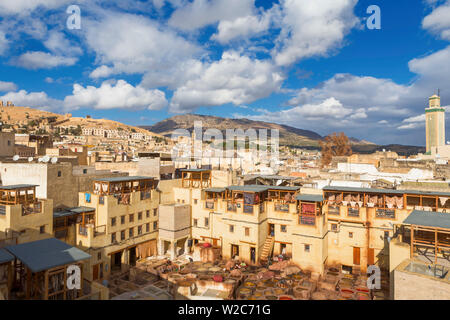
[319,132,352,167]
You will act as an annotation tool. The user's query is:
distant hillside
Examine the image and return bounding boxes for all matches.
[0,105,162,138]
[142,114,323,147]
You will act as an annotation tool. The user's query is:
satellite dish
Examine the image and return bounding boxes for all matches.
[12,155,19,161]
[28,157,33,162]
[38,157,43,163]
[42,155,50,163]
[51,157,58,164]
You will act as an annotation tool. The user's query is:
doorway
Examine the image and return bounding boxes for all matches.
[353,247,361,265]
[112,251,122,271]
[250,247,256,264]
[231,244,239,259]
[368,248,375,266]
[129,247,137,266]
[268,224,275,237]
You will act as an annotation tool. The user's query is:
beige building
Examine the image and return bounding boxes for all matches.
[426,94,446,154]
[0,184,53,246]
[76,176,160,281]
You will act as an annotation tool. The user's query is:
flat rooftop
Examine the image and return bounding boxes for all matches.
[323,186,450,197]
[94,176,154,183]
[0,184,38,190]
[403,210,450,229]
[5,238,91,273]
[53,206,95,218]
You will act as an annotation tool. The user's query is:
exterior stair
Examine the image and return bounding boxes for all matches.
[259,236,274,264]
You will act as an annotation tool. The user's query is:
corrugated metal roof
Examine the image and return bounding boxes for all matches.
[53,206,95,218]
[296,194,324,202]
[205,188,226,193]
[5,238,91,273]
[323,186,450,197]
[0,248,14,264]
[403,210,450,229]
[226,185,300,193]
[0,184,38,190]
[180,169,211,172]
[227,185,270,193]
[94,176,154,182]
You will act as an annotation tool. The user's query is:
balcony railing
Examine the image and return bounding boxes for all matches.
[94,225,107,237]
[274,202,289,212]
[243,205,254,214]
[259,202,265,214]
[376,208,395,219]
[22,202,42,216]
[299,215,316,226]
[79,225,88,236]
[328,205,340,215]
[348,207,360,217]
[205,200,215,210]
[140,191,151,201]
[227,201,237,212]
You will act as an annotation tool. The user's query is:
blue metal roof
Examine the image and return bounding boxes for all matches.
[296,194,324,202]
[403,210,450,230]
[0,248,14,264]
[323,186,450,197]
[0,184,38,190]
[5,238,91,273]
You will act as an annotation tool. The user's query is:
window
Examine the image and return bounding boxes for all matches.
[7,140,11,146]
[129,228,134,237]
[120,230,125,240]
[304,244,310,252]
[57,171,61,177]
[40,225,45,234]
[83,169,87,174]
[193,219,198,227]
[331,223,338,232]
[138,212,142,220]
[99,196,104,205]
[153,221,158,230]
[121,215,125,224]
[245,227,250,237]
[111,217,116,226]
[349,232,353,238]
[194,199,198,205]
[111,233,116,243]
[384,231,390,239]
[229,225,234,233]
[146,210,150,218]
[204,217,209,227]
[146,223,150,233]
[138,225,142,235]
[182,200,185,204]
[129,214,134,223]
[153,208,158,216]
[98,252,101,260]
[281,225,287,233]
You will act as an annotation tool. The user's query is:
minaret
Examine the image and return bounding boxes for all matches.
[425,93,446,154]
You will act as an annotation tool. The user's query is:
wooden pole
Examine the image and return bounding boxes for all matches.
[435,229,438,265]
[410,225,414,259]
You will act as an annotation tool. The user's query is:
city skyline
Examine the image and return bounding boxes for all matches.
[0,0,449,146]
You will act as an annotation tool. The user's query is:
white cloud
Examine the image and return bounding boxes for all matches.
[64,80,168,110]
[212,10,274,44]
[423,0,450,40]
[169,51,284,112]
[0,81,17,92]
[273,0,359,66]
[44,31,83,57]
[0,89,61,110]
[168,0,254,31]
[0,31,9,55]
[0,0,74,15]
[12,51,78,69]
[84,13,202,81]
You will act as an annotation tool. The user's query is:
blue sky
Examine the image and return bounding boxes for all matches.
[1,0,450,146]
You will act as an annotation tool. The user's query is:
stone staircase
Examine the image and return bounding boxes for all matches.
[260,236,274,264]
